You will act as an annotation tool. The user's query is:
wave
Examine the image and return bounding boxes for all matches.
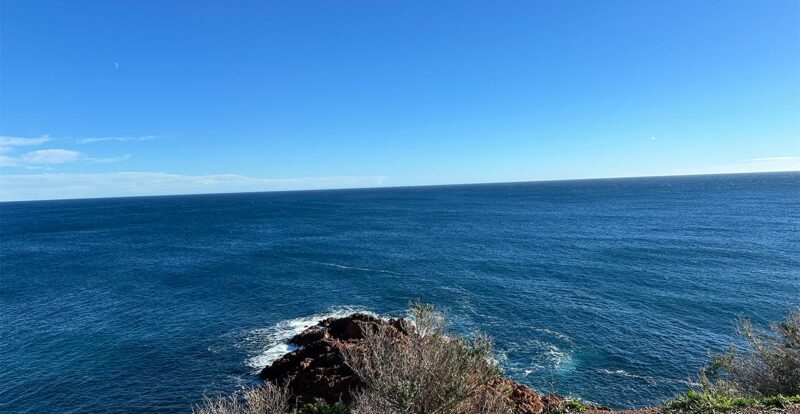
[240,306,377,373]
[312,261,403,275]
[240,307,580,386]
[598,368,656,382]
[496,338,575,378]
[532,328,574,344]
[597,368,692,386]
[274,254,405,275]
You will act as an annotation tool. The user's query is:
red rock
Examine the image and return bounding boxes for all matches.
[259,312,545,412]
[261,313,402,404]
[489,377,545,414]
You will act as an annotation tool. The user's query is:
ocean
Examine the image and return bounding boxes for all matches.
[1,172,798,413]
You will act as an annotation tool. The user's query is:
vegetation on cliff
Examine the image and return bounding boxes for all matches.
[667,307,800,413]
[699,308,799,397]
[341,302,508,413]
[197,303,549,414]
[195,306,800,414]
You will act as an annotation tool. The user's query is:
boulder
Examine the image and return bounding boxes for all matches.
[260,313,403,404]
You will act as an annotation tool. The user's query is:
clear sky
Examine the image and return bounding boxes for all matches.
[1,0,798,201]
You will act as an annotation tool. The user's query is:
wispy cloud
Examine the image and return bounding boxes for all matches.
[679,155,800,175]
[0,172,388,201]
[0,155,21,167]
[20,149,81,164]
[0,135,51,153]
[742,155,800,163]
[85,154,133,164]
[1,148,132,168]
[77,135,156,144]
[0,134,139,169]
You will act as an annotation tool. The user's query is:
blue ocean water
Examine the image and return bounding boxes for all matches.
[1,172,798,413]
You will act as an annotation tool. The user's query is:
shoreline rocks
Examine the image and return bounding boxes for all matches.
[259,313,548,413]
[259,313,399,405]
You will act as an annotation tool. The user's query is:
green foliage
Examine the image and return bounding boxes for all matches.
[546,399,587,413]
[562,400,587,412]
[294,400,350,414]
[666,390,800,413]
[672,309,800,413]
[701,308,800,397]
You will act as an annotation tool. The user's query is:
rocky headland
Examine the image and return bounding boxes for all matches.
[259,313,557,413]
[253,312,800,414]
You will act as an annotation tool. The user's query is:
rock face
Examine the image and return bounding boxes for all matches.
[259,313,403,405]
[493,378,545,414]
[259,313,545,413]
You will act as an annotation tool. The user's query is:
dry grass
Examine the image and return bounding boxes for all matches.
[193,383,292,414]
[343,302,509,414]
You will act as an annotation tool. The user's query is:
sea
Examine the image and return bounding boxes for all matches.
[1,172,798,413]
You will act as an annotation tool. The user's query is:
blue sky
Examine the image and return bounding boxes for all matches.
[1,0,798,201]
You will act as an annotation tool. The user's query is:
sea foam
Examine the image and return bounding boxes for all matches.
[242,306,377,372]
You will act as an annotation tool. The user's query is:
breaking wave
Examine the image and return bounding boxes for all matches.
[239,306,377,373]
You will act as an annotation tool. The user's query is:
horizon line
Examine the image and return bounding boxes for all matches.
[1,169,797,204]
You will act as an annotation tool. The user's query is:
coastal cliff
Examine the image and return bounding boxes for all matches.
[197,307,800,414]
[259,313,552,413]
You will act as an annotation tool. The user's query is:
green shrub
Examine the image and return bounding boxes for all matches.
[561,400,587,412]
[545,399,587,413]
[667,390,800,413]
[295,399,350,414]
[700,308,800,397]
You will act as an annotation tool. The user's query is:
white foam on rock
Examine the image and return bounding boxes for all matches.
[242,306,377,372]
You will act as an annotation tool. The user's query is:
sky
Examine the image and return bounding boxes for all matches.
[1,0,798,201]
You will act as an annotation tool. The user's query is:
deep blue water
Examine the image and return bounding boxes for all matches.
[1,172,799,413]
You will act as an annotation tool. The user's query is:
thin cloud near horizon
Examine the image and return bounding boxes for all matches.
[743,155,800,163]
[76,135,157,144]
[1,148,132,167]
[1,166,798,202]
[0,134,137,168]
[0,134,797,201]
[0,172,390,202]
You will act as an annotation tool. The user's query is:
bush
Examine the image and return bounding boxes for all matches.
[343,302,509,414]
[296,399,351,414]
[700,308,800,397]
[667,390,800,413]
[194,387,353,414]
[194,383,292,414]
[549,400,587,413]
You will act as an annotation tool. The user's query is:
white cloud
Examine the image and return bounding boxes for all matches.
[0,135,51,146]
[20,149,81,164]
[86,154,133,163]
[679,155,800,175]
[77,135,155,144]
[0,135,51,153]
[1,149,132,168]
[0,155,20,167]
[0,172,388,201]
[0,134,134,170]
[743,156,800,163]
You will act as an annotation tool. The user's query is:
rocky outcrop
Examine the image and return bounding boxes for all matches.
[259,313,404,405]
[259,313,546,413]
[489,377,545,413]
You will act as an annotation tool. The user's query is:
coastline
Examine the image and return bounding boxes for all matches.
[235,310,800,414]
